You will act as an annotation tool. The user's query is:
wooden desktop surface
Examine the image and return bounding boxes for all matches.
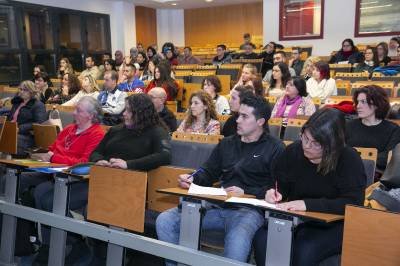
[157,187,343,223]
[0,159,66,169]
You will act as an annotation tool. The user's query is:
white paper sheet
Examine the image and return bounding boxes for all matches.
[188,183,227,196]
[225,197,277,209]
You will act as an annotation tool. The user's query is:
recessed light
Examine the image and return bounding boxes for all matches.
[205,0,213,2]
[171,3,177,5]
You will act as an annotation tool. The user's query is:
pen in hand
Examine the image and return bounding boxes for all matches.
[275,180,279,204]
[187,168,203,183]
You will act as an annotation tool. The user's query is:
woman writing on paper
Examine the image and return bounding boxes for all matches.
[253,108,366,266]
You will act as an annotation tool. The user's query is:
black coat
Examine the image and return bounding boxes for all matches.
[8,96,47,135]
[159,106,177,132]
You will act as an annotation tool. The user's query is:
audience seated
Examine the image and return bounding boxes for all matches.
[157,94,284,265]
[55,60,69,77]
[47,73,80,104]
[34,72,54,104]
[136,51,148,71]
[8,80,47,157]
[177,91,220,135]
[79,56,101,81]
[346,85,400,172]
[114,50,124,70]
[239,32,257,50]
[300,56,321,81]
[32,97,105,264]
[289,47,305,76]
[263,51,296,82]
[141,57,159,81]
[222,85,254,137]
[306,61,337,103]
[254,108,366,266]
[148,87,177,132]
[33,64,46,77]
[212,44,232,66]
[178,46,201,65]
[103,58,116,72]
[376,42,392,66]
[164,47,179,67]
[98,52,112,75]
[353,47,379,75]
[117,63,145,93]
[129,47,139,63]
[145,63,178,101]
[236,44,259,59]
[271,78,316,124]
[388,36,400,57]
[137,42,145,53]
[267,63,291,98]
[329,38,363,64]
[91,93,171,170]
[259,41,276,77]
[63,74,100,106]
[234,63,258,88]
[202,75,230,115]
[98,71,127,125]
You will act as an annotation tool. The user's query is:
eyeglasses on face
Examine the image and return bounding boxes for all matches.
[300,133,322,150]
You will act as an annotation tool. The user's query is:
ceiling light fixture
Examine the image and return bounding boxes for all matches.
[205,0,213,2]
[171,2,177,5]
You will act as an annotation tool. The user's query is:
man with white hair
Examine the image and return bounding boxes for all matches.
[148,87,177,132]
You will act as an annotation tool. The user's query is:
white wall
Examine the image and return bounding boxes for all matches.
[17,0,136,55]
[263,0,397,56]
[156,9,185,49]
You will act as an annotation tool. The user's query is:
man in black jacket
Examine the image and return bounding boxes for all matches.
[148,87,177,132]
[156,94,284,265]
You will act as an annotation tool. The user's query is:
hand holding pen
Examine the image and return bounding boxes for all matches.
[178,168,203,189]
[265,180,282,204]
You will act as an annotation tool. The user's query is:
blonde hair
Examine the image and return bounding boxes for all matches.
[242,63,258,79]
[82,75,100,93]
[20,80,40,100]
[300,56,321,76]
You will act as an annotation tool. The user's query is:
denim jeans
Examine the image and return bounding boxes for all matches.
[156,206,264,265]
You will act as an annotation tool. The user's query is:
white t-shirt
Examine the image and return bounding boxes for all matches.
[214,95,230,115]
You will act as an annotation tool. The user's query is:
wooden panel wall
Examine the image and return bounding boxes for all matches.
[135,6,157,48]
[184,3,263,47]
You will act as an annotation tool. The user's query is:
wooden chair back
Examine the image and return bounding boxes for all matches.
[182,83,202,109]
[335,80,351,96]
[268,118,283,139]
[32,124,58,149]
[0,121,17,154]
[217,74,231,95]
[354,147,378,186]
[147,166,193,212]
[172,132,223,144]
[325,96,353,105]
[87,166,147,232]
[341,205,400,266]
[166,101,178,113]
[283,119,307,141]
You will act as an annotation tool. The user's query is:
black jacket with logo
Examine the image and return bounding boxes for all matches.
[193,132,285,198]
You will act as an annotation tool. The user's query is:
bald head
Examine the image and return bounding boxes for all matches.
[148,87,167,112]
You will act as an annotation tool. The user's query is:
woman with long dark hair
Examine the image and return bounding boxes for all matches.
[253,108,366,266]
[267,62,291,98]
[354,47,379,75]
[91,93,171,170]
[145,62,179,101]
[376,42,392,66]
[47,73,81,104]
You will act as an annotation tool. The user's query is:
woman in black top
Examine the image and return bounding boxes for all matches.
[34,72,54,103]
[376,42,391,66]
[353,47,379,76]
[90,93,171,170]
[329,38,363,64]
[253,108,366,266]
[346,85,400,172]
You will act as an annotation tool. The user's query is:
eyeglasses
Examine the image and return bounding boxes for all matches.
[300,133,322,150]
[19,87,30,92]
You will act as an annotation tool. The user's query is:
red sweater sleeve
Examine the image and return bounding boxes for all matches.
[50,127,105,165]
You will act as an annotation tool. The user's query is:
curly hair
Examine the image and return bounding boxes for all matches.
[65,73,81,95]
[202,75,222,94]
[184,91,218,131]
[125,94,167,134]
[352,85,390,120]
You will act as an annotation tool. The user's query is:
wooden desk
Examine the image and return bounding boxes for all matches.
[157,187,343,266]
[0,159,67,266]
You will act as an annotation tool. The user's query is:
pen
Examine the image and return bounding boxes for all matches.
[188,168,203,182]
[275,180,278,203]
